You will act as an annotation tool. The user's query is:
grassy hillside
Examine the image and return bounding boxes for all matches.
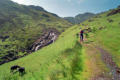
[0,0,72,62]
[0,1,120,79]
[0,26,87,80]
[80,6,120,67]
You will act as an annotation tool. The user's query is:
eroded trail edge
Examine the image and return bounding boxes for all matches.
[96,46,120,80]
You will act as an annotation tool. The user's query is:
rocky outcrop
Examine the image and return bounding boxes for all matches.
[31,28,60,52]
[0,28,60,65]
[107,9,120,16]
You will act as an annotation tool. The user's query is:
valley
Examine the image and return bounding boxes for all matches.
[0,0,120,80]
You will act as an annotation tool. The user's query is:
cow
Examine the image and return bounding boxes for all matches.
[18,67,25,75]
[10,65,20,73]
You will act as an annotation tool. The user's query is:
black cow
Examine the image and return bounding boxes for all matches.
[18,67,25,75]
[10,65,20,72]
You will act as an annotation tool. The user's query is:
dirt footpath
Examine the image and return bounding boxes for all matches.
[96,46,120,80]
[84,42,120,80]
[83,43,112,80]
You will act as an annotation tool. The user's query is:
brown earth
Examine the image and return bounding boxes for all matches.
[83,41,120,80]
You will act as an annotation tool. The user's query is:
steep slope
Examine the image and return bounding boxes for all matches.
[1,6,120,80]
[77,6,120,79]
[0,1,120,80]
[64,12,95,24]
[0,0,72,64]
[0,26,85,80]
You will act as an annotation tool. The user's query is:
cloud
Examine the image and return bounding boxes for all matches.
[78,0,85,3]
[67,0,71,2]
[67,0,85,3]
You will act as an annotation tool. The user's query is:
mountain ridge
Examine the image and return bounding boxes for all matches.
[64,12,95,24]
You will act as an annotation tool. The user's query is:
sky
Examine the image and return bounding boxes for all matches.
[12,0,120,17]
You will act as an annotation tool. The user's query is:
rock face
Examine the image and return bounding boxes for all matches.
[31,28,60,52]
[0,28,60,65]
[107,9,120,16]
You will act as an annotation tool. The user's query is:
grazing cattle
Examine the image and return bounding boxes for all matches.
[10,65,20,72]
[18,67,25,75]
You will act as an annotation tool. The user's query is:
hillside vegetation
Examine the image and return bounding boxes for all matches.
[0,0,72,63]
[80,6,120,67]
[0,26,87,80]
[0,0,120,79]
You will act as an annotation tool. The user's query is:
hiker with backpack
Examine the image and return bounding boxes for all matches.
[80,30,84,42]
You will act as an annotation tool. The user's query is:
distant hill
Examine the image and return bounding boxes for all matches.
[64,12,95,24]
[0,0,72,63]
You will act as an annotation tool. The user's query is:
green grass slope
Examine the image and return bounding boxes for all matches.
[0,26,86,80]
[1,1,120,79]
[0,0,72,61]
[80,6,120,67]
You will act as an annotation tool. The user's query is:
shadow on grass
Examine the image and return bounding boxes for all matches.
[49,41,83,80]
[71,41,83,80]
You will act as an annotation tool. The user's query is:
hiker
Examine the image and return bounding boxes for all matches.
[80,30,84,42]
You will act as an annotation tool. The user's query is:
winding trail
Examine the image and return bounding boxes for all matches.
[83,41,120,80]
[96,46,120,80]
